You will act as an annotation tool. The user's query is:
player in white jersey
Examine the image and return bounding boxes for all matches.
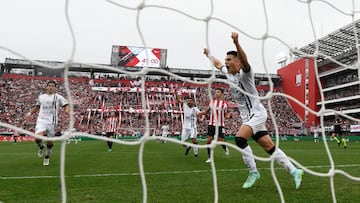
[161,122,170,143]
[198,88,232,163]
[203,32,303,189]
[26,81,69,166]
[175,89,200,157]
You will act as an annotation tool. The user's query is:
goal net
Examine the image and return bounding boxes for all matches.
[1,0,360,203]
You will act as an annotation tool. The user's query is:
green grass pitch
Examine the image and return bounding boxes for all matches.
[1,139,359,203]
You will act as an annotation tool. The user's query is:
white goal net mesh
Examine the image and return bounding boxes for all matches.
[1,0,360,203]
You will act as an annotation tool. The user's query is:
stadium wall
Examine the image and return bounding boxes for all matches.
[278,58,320,125]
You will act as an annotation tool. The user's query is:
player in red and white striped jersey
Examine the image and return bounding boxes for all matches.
[198,88,232,163]
[103,111,119,152]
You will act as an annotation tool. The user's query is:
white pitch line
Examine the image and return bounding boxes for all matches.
[1,164,360,180]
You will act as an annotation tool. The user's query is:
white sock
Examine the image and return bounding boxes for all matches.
[242,145,257,173]
[274,148,296,174]
[193,146,198,155]
[45,146,53,157]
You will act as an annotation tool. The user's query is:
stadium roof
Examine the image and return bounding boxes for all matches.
[296,18,360,66]
[1,58,280,82]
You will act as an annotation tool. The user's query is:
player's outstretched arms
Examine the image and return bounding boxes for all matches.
[203,48,224,70]
[174,89,183,104]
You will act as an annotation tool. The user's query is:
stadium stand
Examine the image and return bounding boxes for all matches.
[0,72,303,137]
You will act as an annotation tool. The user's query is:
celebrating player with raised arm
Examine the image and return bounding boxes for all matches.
[203,32,303,189]
[174,89,200,157]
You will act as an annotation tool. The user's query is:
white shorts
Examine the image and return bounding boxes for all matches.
[243,112,268,135]
[35,122,56,137]
[162,133,168,137]
[181,128,197,141]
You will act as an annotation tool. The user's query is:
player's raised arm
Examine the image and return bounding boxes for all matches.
[174,89,183,104]
[231,32,250,72]
[203,48,224,70]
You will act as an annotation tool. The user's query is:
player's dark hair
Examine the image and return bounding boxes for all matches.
[226,50,238,57]
[47,80,57,87]
[215,88,224,93]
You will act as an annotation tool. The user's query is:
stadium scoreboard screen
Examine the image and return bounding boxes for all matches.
[111,45,167,68]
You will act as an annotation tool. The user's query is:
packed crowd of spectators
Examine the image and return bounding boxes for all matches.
[315,69,360,127]
[322,73,360,125]
[322,70,358,89]
[1,73,303,136]
[324,85,360,100]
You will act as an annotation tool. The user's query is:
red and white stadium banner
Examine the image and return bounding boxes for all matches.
[86,108,183,114]
[111,45,167,68]
[350,125,360,132]
[91,86,196,94]
[0,135,35,142]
